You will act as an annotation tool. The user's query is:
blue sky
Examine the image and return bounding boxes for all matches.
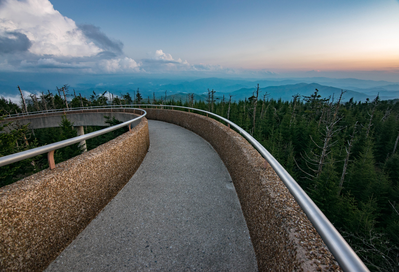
[1,0,399,81]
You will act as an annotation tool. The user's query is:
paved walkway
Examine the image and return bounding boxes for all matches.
[46,120,257,271]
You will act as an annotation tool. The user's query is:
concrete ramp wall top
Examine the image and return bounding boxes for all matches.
[1,109,142,129]
[145,109,341,272]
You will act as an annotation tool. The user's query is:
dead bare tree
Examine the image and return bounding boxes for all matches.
[29,94,40,111]
[315,91,344,176]
[342,230,399,272]
[303,89,329,122]
[48,90,55,109]
[41,92,48,111]
[297,90,345,178]
[243,98,247,119]
[227,95,232,120]
[207,89,216,112]
[133,89,137,104]
[392,131,399,155]
[18,86,28,114]
[290,94,300,127]
[211,89,215,112]
[57,85,69,110]
[79,93,84,107]
[221,95,225,115]
[260,93,269,120]
[381,107,392,122]
[251,84,259,135]
[318,105,327,129]
[338,121,358,195]
[190,93,194,108]
[365,95,379,139]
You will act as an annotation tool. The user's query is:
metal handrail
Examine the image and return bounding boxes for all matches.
[134,104,369,272]
[0,108,146,167]
[1,104,368,271]
[4,105,140,119]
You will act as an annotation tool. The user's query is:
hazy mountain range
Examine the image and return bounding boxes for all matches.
[1,73,399,103]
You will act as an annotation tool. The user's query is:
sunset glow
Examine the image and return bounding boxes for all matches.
[0,0,398,80]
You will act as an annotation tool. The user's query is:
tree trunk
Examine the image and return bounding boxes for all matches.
[393,132,399,155]
[366,96,378,139]
[62,87,69,110]
[290,94,299,127]
[227,95,232,120]
[252,84,259,135]
[18,86,28,114]
[339,122,357,195]
[316,91,343,176]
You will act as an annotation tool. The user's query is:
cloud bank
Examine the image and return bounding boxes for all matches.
[0,31,32,54]
[0,0,138,73]
[0,0,273,77]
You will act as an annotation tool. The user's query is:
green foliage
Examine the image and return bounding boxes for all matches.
[0,112,38,187]
[0,115,83,186]
[90,91,108,106]
[70,95,90,108]
[0,97,21,115]
[385,154,399,186]
[123,93,133,104]
[309,156,341,222]
[193,89,399,271]
[86,116,128,151]
[136,88,142,104]
[53,115,82,163]
[2,85,399,270]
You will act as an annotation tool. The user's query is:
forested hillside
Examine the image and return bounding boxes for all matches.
[196,88,399,271]
[1,86,398,271]
[0,89,128,187]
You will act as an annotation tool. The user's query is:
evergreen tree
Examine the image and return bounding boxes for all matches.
[309,156,341,223]
[136,88,142,104]
[123,93,133,104]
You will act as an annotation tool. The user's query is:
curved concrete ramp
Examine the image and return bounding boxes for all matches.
[46,120,257,271]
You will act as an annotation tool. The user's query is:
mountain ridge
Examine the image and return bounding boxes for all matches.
[1,74,399,103]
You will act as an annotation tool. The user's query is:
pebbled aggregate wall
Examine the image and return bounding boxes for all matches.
[0,118,150,272]
[146,109,341,272]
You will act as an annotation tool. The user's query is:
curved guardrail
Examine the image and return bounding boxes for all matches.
[1,104,368,271]
[4,105,141,118]
[0,108,147,168]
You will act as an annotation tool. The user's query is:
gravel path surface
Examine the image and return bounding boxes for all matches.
[45,120,257,271]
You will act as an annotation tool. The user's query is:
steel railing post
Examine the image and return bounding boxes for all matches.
[48,150,55,170]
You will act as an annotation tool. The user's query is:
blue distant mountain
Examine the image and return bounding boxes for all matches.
[1,73,398,102]
[230,83,370,102]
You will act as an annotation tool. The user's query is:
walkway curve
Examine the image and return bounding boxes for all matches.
[45,120,258,271]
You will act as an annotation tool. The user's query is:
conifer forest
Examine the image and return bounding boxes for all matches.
[1,85,399,271]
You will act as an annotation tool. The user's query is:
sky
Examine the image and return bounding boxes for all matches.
[1,0,399,81]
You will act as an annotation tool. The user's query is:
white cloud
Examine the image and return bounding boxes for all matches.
[153,50,189,65]
[98,57,139,73]
[192,64,224,71]
[140,50,192,72]
[0,0,101,57]
[137,49,247,76]
[20,58,89,69]
[0,0,142,74]
[154,49,174,61]
[0,1,232,76]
